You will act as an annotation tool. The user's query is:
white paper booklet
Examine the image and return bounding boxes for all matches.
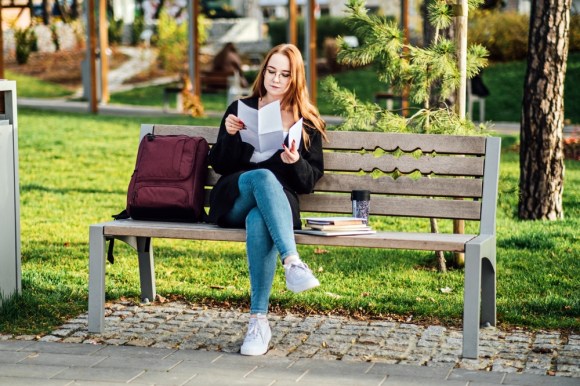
[237,100,303,152]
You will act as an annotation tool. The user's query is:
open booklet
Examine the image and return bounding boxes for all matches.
[237,100,303,152]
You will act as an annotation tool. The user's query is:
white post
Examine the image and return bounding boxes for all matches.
[0,80,21,305]
[188,0,200,96]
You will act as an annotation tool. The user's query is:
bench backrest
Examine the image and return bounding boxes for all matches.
[140,124,501,236]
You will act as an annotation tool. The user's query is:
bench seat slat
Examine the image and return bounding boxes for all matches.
[299,195,481,220]
[323,153,485,176]
[102,220,474,252]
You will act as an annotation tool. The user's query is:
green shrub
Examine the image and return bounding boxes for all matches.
[469,10,529,61]
[108,17,124,45]
[14,27,37,64]
[469,9,580,59]
[50,24,60,51]
[131,12,145,45]
[156,10,209,72]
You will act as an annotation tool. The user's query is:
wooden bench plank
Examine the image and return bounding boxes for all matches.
[149,125,219,140]
[102,220,475,252]
[206,171,483,199]
[323,152,485,176]
[323,131,487,155]
[298,195,482,220]
[149,125,487,156]
[312,174,483,198]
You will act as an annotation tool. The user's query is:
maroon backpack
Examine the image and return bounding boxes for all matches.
[126,133,209,222]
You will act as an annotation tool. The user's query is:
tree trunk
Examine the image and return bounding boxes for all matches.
[519,0,570,220]
[42,0,50,25]
[429,218,447,272]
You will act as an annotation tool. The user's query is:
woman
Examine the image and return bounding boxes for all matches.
[208,44,327,356]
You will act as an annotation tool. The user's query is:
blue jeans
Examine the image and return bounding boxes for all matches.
[224,169,298,314]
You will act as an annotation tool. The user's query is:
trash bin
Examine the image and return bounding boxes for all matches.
[0,80,21,305]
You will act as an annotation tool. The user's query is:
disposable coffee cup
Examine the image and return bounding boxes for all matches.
[351,190,371,224]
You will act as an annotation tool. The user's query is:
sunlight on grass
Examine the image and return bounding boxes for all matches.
[6,70,74,98]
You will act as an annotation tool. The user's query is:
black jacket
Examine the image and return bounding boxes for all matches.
[208,97,324,229]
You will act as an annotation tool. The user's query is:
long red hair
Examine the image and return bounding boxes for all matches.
[249,44,327,147]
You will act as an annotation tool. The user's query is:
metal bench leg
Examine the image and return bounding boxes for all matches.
[463,243,482,359]
[463,237,497,359]
[88,224,106,333]
[481,249,497,327]
[136,237,156,302]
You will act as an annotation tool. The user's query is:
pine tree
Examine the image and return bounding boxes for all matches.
[322,0,489,135]
[322,0,491,270]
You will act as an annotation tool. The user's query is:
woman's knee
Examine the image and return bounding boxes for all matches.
[240,169,279,187]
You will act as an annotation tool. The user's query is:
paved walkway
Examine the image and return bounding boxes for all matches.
[1,300,578,385]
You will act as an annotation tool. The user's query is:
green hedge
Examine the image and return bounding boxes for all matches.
[469,10,580,62]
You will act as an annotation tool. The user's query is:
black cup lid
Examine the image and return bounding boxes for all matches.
[351,190,370,200]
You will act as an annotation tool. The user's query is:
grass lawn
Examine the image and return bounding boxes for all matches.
[6,70,75,99]
[484,52,580,124]
[0,108,578,335]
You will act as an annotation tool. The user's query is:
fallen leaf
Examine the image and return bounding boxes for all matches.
[317,266,324,273]
[440,287,453,293]
[314,248,329,254]
[155,294,167,303]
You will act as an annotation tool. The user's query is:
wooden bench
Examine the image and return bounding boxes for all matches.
[88,124,501,359]
[201,70,233,93]
[162,85,184,112]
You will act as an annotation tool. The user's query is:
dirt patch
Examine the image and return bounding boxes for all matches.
[5,47,130,90]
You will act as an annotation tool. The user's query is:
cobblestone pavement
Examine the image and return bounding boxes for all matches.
[2,300,577,381]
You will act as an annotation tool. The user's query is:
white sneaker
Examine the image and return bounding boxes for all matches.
[284,261,320,293]
[240,315,271,356]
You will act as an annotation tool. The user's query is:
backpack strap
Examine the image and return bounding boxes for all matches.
[106,237,115,264]
[112,209,130,220]
[106,209,131,264]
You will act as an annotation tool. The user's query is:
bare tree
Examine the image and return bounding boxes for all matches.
[519,0,570,220]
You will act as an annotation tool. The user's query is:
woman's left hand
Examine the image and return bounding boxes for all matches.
[281,140,299,164]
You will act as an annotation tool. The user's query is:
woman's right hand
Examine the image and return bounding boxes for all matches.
[225,114,245,135]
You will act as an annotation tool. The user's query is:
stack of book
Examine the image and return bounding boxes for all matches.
[296,217,376,236]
